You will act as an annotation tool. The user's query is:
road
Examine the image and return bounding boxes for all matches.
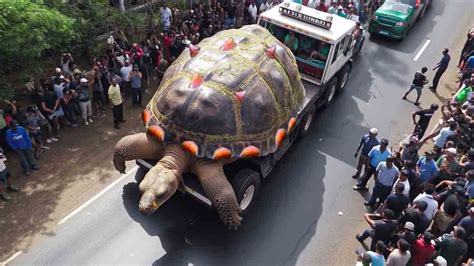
[9,2,474,265]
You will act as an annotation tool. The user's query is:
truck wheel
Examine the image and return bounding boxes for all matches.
[230,168,261,215]
[298,105,316,138]
[338,64,351,92]
[322,77,338,109]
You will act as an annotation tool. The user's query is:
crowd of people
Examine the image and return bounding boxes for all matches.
[353,28,474,266]
[0,0,299,201]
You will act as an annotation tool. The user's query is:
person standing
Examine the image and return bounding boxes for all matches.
[429,49,451,93]
[120,60,133,98]
[412,103,439,139]
[352,128,380,179]
[128,65,143,108]
[403,67,428,105]
[159,1,173,32]
[0,147,19,201]
[386,239,411,266]
[6,120,39,175]
[364,156,399,207]
[108,79,125,129]
[354,138,391,190]
[78,78,93,125]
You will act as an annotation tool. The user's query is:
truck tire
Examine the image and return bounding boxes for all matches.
[230,168,261,215]
[298,105,316,138]
[322,77,338,109]
[337,64,351,92]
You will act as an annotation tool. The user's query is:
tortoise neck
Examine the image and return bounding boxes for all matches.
[160,144,191,175]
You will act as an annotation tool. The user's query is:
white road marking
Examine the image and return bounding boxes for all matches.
[58,166,138,225]
[1,251,22,266]
[413,39,431,61]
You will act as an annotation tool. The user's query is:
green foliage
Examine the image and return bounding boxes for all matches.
[0,0,79,63]
[0,83,16,102]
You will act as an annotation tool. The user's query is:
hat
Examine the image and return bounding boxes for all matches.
[434,256,447,266]
[55,68,61,73]
[446,148,457,155]
[369,128,378,135]
[404,221,415,231]
[381,138,389,145]
[430,103,439,110]
[410,136,419,143]
[59,75,65,79]
[400,169,409,176]
[80,78,88,83]
[425,150,434,156]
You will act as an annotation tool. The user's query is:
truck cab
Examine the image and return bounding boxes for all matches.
[258,1,364,101]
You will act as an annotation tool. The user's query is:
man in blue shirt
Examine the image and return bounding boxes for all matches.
[354,138,391,190]
[6,120,39,175]
[353,128,380,179]
[429,48,450,93]
[416,150,439,184]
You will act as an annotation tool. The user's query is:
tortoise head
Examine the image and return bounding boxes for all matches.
[138,166,180,215]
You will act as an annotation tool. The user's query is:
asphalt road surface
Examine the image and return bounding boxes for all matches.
[10,2,474,265]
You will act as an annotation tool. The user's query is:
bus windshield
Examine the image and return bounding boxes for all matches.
[261,21,331,80]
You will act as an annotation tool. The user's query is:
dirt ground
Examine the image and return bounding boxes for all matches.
[0,83,157,261]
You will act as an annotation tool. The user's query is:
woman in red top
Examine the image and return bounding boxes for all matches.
[162,32,174,62]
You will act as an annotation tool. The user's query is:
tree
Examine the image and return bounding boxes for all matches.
[0,0,79,65]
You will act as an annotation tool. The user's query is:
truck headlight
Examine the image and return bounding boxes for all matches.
[373,15,378,20]
[395,21,405,27]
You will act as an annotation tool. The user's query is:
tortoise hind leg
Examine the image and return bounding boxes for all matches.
[113,133,164,173]
[192,160,242,230]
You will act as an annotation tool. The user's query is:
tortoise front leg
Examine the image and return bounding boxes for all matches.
[113,133,164,173]
[192,160,242,230]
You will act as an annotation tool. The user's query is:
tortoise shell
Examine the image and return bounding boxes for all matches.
[144,25,305,159]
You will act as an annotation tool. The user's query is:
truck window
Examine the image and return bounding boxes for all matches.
[262,21,331,80]
[332,42,340,65]
[343,35,352,56]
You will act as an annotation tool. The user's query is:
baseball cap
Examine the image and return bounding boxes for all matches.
[434,256,447,266]
[430,103,439,110]
[404,221,415,231]
[369,128,378,135]
[59,75,65,79]
[80,78,88,83]
[55,67,61,73]
[381,138,389,145]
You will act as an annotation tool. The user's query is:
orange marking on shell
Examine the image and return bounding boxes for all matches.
[275,128,286,148]
[221,38,236,51]
[234,89,245,103]
[147,125,164,142]
[189,44,200,57]
[240,146,260,158]
[213,147,232,160]
[190,73,203,88]
[265,45,276,58]
[182,141,199,156]
[142,109,151,125]
[288,117,297,132]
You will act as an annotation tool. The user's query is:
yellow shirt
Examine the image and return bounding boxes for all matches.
[108,84,122,106]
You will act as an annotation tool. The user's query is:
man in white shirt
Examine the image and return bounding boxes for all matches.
[422,121,457,148]
[120,60,133,96]
[413,183,438,220]
[392,169,410,197]
[249,3,258,24]
[159,2,173,32]
[259,0,270,13]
